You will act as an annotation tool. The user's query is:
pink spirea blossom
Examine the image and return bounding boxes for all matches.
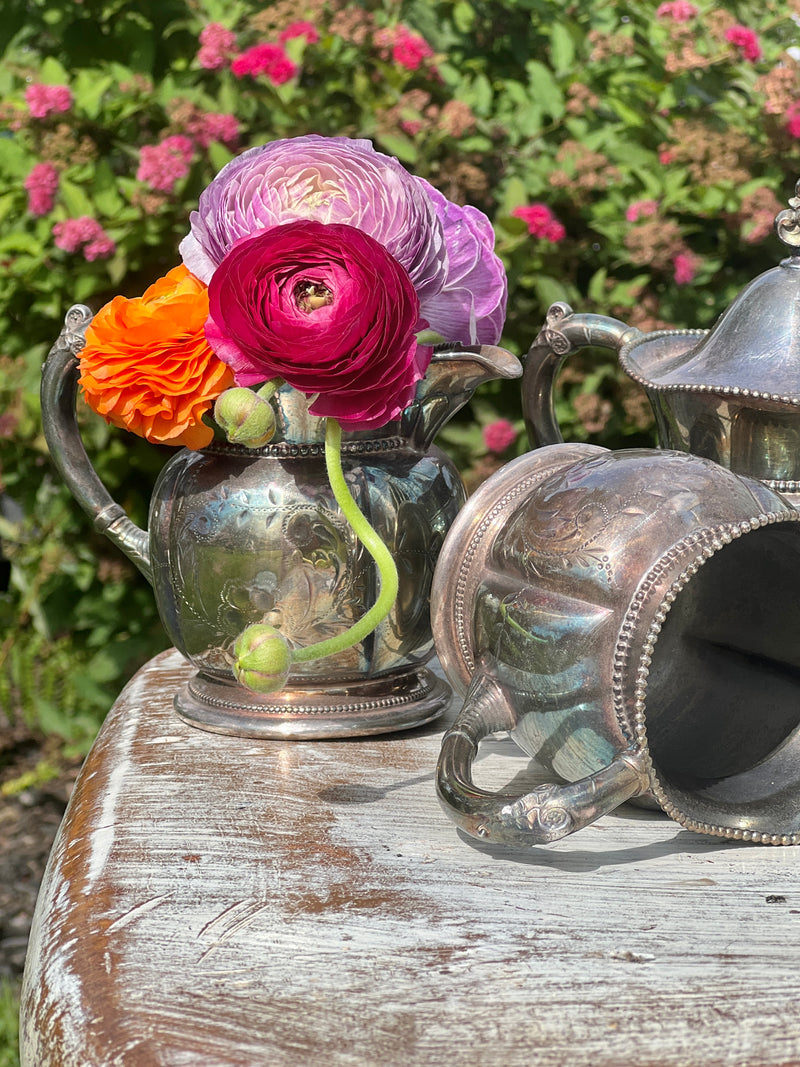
[725,25,762,63]
[656,1,698,21]
[625,199,659,223]
[659,149,675,165]
[483,419,517,454]
[137,135,195,193]
[187,111,241,150]
[230,43,297,84]
[392,28,434,71]
[25,84,73,120]
[24,162,59,216]
[512,203,566,243]
[197,23,237,70]
[673,251,700,285]
[786,103,800,138]
[53,216,115,260]
[278,21,319,45]
[84,235,117,261]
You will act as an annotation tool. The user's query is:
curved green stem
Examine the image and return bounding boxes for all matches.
[256,377,285,401]
[290,418,399,664]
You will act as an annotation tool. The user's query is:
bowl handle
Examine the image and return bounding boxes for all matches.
[436,667,648,847]
[523,301,642,448]
[40,305,152,582]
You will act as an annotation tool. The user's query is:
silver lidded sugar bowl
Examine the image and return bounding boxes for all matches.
[433,178,800,849]
[524,179,800,507]
[433,442,800,847]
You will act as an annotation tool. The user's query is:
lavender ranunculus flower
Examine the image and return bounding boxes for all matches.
[180,135,448,305]
[415,178,507,345]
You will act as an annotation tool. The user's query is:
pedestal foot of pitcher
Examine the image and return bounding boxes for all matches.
[174,667,451,739]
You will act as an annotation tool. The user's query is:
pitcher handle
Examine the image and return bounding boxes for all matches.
[523,301,643,448]
[40,305,152,582]
[436,668,648,848]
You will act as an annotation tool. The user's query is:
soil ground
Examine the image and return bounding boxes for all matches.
[0,720,82,983]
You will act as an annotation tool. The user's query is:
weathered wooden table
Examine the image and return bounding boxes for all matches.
[20,649,800,1066]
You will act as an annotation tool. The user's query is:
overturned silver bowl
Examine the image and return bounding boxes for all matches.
[433,443,800,847]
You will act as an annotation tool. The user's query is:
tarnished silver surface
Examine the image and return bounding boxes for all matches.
[41,306,521,738]
[523,181,800,507]
[433,444,800,846]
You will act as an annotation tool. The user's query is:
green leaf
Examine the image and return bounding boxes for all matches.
[699,186,728,214]
[526,60,564,120]
[105,253,128,287]
[59,179,95,218]
[456,134,493,152]
[39,56,70,85]
[377,132,419,165]
[72,69,114,119]
[0,192,18,227]
[91,161,124,215]
[0,233,44,255]
[208,141,235,173]
[500,176,531,214]
[534,274,568,307]
[0,137,30,179]
[73,273,104,302]
[609,98,646,127]
[549,24,575,75]
[587,268,608,304]
[453,0,475,33]
[434,61,461,89]
[463,73,493,116]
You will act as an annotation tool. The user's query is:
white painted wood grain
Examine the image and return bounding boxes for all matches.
[20,649,800,1066]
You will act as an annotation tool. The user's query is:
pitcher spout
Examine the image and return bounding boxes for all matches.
[405,343,523,450]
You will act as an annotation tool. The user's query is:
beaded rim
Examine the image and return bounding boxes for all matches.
[203,436,406,459]
[617,509,800,845]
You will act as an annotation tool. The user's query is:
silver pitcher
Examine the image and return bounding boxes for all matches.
[524,181,800,506]
[433,443,800,846]
[42,304,521,739]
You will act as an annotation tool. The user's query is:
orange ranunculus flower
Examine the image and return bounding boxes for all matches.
[79,265,235,449]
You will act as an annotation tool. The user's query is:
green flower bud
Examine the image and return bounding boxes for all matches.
[214,387,276,448]
[233,624,292,694]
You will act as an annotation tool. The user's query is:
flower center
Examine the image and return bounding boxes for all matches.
[294,279,334,312]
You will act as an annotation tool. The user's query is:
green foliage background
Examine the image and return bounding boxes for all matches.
[2,0,800,758]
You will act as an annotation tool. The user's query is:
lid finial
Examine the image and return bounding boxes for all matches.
[774,178,800,250]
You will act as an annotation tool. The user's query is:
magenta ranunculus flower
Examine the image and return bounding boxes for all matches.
[205,220,431,430]
[414,178,507,344]
[179,135,448,308]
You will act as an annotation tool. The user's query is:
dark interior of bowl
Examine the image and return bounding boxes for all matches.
[644,522,800,835]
